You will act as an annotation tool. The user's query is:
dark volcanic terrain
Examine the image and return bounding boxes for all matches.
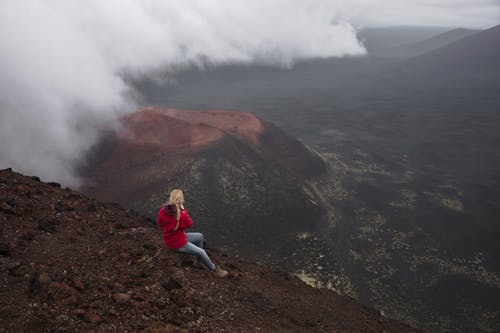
[0,168,422,332]
[132,25,500,333]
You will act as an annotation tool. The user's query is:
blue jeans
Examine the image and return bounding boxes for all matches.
[175,232,216,270]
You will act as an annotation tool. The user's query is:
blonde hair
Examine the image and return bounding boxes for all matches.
[169,189,184,226]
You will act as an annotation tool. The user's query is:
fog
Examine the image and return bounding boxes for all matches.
[0,0,366,186]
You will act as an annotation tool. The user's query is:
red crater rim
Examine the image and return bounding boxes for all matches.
[119,107,266,149]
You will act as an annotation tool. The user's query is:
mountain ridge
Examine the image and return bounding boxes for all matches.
[407,24,500,72]
[372,28,479,58]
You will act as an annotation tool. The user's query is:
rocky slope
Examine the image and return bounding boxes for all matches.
[80,108,327,257]
[0,168,422,332]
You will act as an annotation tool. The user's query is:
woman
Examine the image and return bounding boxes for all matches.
[158,189,228,278]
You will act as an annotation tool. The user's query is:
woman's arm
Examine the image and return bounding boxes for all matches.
[178,210,193,230]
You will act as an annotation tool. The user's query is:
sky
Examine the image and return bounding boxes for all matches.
[346,0,500,28]
[0,0,499,186]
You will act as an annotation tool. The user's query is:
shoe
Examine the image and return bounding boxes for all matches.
[213,266,228,278]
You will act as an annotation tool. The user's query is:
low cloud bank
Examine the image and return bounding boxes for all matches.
[0,1,365,186]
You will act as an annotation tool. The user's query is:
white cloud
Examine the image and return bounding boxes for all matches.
[0,0,365,186]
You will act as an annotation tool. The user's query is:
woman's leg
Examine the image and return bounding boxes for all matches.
[175,242,215,270]
[186,232,204,248]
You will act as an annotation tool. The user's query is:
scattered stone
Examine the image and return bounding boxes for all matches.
[86,312,101,324]
[29,271,52,295]
[31,176,41,182]
[47,282,80,306]
[87,203,98,212]
[143,242,157,250]
[4,197,17,207]
[4,258,21,271]
[0,242,10,256]
[0,202,15,214]
[112,292,131,304]
[38,272,52,285]
[54,201,66,213]
[38,220,55,233]
[8,263,30,278]
[114,222,127,230]
[21,231,35,241]
[161,277,182,291]
[74,308,86,318]
[47,182,61,188]
[143,323,179,333]
[57,314,70,321]
[72,277,84,291]
[180,256,194,267]
[148,283,165,297]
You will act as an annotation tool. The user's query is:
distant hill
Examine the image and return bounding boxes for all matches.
[80,108,327,255]
[371,28,479,58]
[359,27,450,56]
[407,24,500,72]
[0,168,423,332]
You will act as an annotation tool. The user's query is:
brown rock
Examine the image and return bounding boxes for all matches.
[86,312,101,323]
[133,293,146,301]
[48,282,80,306]
[143,323,179,333]
[112,292,131,304]
[148,283,165,297]
[72,277,84,291]
[0,242,11,256]
[161,277,182,291]
[38,272,52,285]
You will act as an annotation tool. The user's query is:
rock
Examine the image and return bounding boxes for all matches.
[21,232,35,241]
[180,256,195,267]
[148,283,165,297]
[54,201,66,213]
[0,242,10,256]
[4,258,20,271]
[38,220,55,233]
[143,323,179,333]
[86,312,101,323]
[161,277,182,291]
[112,292,131,304]
[4,197,16,207]
[56,314,70,321]
[38,272,52,285]
[133,293,146,301]
[29,271,52,295]
[73,308,85,318]
[114,222,127,230]
[72,277,84,291]
[47,182,61,188]
[87,203,98,212]
[0,202,15,214]
[143,242,157,250]
[47,282,80,306]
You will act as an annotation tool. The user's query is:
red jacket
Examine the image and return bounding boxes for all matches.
[157,204,193,249]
